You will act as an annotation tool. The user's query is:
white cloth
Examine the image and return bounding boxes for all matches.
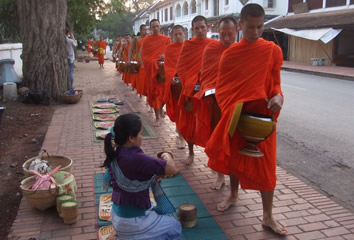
[111,209,181,240]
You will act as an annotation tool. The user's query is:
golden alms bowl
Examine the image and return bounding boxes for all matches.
[238,113,275,157]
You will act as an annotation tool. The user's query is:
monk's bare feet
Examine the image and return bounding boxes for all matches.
[176,137,186,149]
[217,196,237,212]
[262,217,288,235]
[153,119,160,127]
[160,110,166,119]
[210,174,225,190]
[182,154,194,165]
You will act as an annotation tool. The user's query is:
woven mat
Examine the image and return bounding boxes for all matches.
[94,173,228,240]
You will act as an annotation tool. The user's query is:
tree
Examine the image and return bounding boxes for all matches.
[0,0,20,43]
[17,0,69,99]
[96,11,134,38]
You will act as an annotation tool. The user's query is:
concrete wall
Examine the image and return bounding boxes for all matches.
[0,43,23,78]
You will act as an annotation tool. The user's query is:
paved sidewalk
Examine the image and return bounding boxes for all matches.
[8,61,354,240]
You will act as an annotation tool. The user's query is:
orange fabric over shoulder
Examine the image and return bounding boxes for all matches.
[136,38,146,95]
[141,34,171,109]
[163,42,183,122]
[205,38,283,191]
[193,41,226,147]
[175,37,215,144]
[98,40,106,64]
[122,44,131,84]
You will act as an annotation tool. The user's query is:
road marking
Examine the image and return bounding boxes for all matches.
[282,84,307,91]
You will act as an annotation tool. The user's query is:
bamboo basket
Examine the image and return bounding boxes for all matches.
[21,176,59,211]
[60,90,83,104]
[56,194,75,216]
[23,151,73,177]
[61,200,79,224]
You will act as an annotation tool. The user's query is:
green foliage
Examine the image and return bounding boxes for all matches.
[96,11,134,38]
[0,0,20,43]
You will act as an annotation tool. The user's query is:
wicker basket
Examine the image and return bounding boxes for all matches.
[21,175,59,211]
[23,151,73,177]
[60,90,83,104]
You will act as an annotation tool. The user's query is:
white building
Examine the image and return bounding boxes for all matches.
[132,0,288,39]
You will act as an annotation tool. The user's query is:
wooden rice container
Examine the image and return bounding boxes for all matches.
[178,203,197,228]
[56,194,74,216]
[23,152,73,177]
[21,176,59,211]
[61,200,79,224]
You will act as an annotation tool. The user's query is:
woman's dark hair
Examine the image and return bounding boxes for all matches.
[101,113,142,168]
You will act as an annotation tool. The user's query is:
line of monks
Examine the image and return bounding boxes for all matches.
[87,36,107,68]
[111,4,287,236]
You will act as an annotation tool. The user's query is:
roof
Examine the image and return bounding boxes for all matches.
[264,9,354,30]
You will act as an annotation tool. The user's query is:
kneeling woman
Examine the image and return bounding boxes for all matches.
[102,113,182,239]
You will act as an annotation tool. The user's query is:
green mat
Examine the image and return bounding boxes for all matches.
[94,173,228,240]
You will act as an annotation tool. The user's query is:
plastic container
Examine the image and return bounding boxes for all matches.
[3,82,18,101]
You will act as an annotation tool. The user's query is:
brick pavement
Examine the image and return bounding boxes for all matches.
[8,61,354,240]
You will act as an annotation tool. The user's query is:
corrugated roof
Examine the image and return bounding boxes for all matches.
[264,9,354,30]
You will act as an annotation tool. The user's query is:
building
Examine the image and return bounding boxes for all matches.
[264,0,354,67]
[132,0,288,39]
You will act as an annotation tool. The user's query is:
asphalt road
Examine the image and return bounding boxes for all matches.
[277,70,354,212]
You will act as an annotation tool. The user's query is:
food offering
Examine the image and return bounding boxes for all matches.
[99,194,113,221]
[92,103,117,109]
[94,121,115,130]
[95,130,110,140]
[93,114,119,121]
[92,108,118,114]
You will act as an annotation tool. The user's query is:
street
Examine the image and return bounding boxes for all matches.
[277,70,354,211]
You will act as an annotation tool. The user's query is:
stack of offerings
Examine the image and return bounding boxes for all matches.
[92,103,119,140]
[56,194,79,224]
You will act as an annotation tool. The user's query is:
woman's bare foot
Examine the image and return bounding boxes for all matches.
[182,154,194,165]
[217,196,237,212]
[210,173,225,190]
[262,217,288,235]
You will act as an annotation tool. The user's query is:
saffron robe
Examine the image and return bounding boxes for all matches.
[205,38,283,191]
[98,40,106,65]
[141,34,171,109]
[193,41,226,147]
[87,40,92,53]
[135,38,146,95]
[93,41,98,57]
[163,42,183,122]
[122,44,131,84]
[175,37,215,144]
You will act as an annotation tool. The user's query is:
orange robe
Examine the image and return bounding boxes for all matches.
[193,41,226,147]
[136,38,146,95]
[93,41,98,57]
[98,40,106,65]
[122,44,130,84]
[141,34,171,109]
[163,42,183,122]
[176,37,215,144]
[205,38,283,191]
[87,40,92,53]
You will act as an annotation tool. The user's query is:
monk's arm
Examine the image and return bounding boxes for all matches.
[128,39,135,61]
[138,42,144,68]
[267,46,284,113]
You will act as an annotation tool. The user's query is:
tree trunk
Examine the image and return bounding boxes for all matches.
[17,0,69,100]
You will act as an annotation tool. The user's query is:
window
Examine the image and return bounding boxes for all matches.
[326,0,346,7]
[191,0,196,13]
[170,7,173,20]
[264,0,275,8]
[183,1,188,16]
[176,4,181,17]
[213,0,219,16]
[157,11,159,21]
[165,8,168,21]
[205,0,208,10]
[225,0,229,5]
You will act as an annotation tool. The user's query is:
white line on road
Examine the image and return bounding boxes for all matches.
[282,84,307,91]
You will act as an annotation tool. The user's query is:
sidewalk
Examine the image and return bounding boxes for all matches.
[282,61,354,81]
[8,61,354,240]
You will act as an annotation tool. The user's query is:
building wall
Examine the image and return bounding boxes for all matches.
[288,36,334,65]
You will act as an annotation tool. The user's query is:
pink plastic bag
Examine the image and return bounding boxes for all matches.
[30,165,61,191]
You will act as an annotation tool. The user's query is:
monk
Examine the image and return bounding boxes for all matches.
[140,19,171,127]
[176,15,214,164]
[92,38,98,58]
[98,36,107,68]
[205,4,287,235]
[194,16,237,189]
[87,38,92,55]
[122,33,132,85]
[163,25,187,149]
[128,25,148,97]
[112,36,121,63]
